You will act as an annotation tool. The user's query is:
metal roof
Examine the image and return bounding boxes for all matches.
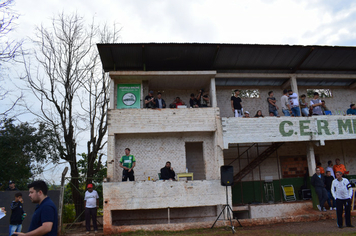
[97,43,356,73]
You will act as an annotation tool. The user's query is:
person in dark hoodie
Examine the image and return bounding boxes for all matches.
[324,170,336,210]
[311,167,328,211]
[160,162,176,180]
[9,192,26,235]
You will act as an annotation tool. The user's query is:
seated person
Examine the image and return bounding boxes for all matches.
[299,94,309,116]
[321,100,330,115]
[189,93,199,108]
[160,161,175,180]
[145,91,156,108]
[243,111,250,118]
[254,110,264,117]
[346,104,356,115]
[196,89,209,107]
[154,92,166,108]
[170,97,185,108]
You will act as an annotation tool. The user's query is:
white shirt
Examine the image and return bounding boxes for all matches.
[84,190,99,208]
[325,166,335,178]
[288,93,299,107]
[331,178,353,200]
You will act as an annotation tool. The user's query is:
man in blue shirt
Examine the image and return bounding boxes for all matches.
[13,180,57,236]
[346,104,356,115]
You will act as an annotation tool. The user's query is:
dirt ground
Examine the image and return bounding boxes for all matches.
[65,218,356,235]
[119,219,356,236]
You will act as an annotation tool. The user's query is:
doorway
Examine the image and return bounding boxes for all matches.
[185,142,205,180]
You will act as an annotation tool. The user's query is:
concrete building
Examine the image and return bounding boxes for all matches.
[98,43,356,234]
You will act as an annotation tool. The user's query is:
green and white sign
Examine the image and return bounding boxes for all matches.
[117,84,141,109]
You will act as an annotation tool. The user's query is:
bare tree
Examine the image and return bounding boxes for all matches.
[22,12,120,218]
[0,0,23,116]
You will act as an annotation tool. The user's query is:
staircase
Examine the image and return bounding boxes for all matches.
[233,142,284,184]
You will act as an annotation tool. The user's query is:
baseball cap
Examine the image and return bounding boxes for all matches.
[244,111,249,114]
[87,184,93,188]
[9,180,14,184]
[149,90,154,94]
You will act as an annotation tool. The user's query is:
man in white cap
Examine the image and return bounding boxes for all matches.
[243,111,250,118]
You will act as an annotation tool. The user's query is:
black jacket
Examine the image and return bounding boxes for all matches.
[160,167,175,180]
[10,201,24,225]
[311,173,325,188]
[324,176,334,191]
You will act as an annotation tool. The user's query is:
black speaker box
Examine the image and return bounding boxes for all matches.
[221,165,234,186]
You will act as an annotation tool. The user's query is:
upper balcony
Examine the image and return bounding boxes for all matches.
[222,115,356,148]
[107,107,220,135]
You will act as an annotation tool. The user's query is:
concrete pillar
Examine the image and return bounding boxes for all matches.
[107,134,116,181]
[306,142,318,209]
[306,142,316,177]
[109,79,115,109]
[290,75,298,96]
[210,78,217,108]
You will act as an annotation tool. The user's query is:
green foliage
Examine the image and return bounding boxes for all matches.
[0,118,60,189]
[63,204,76,223]
[306,89,332,98]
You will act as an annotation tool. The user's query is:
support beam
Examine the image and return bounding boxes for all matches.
[109,79,115,109]
[210,78,217,107]
[215,72,356,79]
[306,142,316,177]
[290,75,298,94]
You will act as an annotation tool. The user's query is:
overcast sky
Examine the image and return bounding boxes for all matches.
[2,0,356,183]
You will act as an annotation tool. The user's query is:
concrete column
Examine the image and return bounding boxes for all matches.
[210,78,217,108]
[107,134,116,181]
[109,79,115,109]
[290,75,298,96]
[306,142,316,177]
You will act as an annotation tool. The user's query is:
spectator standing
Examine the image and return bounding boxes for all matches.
[145,91,156,108]
[119,148,136,181]
[346,104,356,115]
[331,171,354,228]
[231,90,243,117]
[6,181,19,191]
[9,192,26,235]
[13,180,58,236]
[154,92,166,109]
[324,171,336,210]
[299,94,309,116]
[288,90,301,116]
[84,184,99,234]
[170,97,185,108]
[197,89,209,107]
[267,91,278,116]
[281,89,291,116]
[325,161,335,178]
[311,167,328,211]
[160,162,176,180]
[321,100,330,115]
[254,110,264,117]
[310,92,323,115]
[333,158,347,175]
[189,94,199,108]
[316,162,325,175]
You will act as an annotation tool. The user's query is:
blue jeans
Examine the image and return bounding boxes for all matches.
[9,224,22,235]
[291,107,301,116]
[301,107,309,116]
[327,190,336,208]
[270,110,278,116]
[282,109,290,116]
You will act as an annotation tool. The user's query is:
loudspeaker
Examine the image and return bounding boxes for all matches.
[221,165,234,186]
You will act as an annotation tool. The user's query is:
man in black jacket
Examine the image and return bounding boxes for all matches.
[160,162,176,180]
[9,192,26,235]
[311,167,328,211]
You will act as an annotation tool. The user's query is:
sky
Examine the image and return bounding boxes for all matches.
[2,0,356,183]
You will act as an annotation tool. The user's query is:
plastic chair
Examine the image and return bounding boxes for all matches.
[158,173,161,180]
[324,111,332,115]
[281,185,297,202]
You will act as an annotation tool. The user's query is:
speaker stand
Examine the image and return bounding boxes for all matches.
[211,186,242,233]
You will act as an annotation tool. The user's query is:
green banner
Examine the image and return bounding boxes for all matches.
[117,84,141,109]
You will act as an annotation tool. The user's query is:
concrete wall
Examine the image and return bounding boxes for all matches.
[249,201,312,219]
[216,86,356,118]
[108,107,219,135]
[103,180,230,233]
[222,115,356,148]
[113,132,223,182]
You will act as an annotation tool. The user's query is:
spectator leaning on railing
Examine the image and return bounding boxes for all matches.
[346,104,356,115]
